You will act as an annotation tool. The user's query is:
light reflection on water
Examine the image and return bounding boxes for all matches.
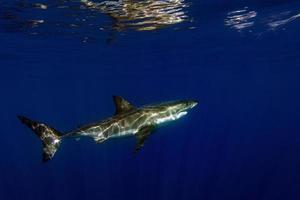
[81,0,190,31]
[0,0,299,41]
[0,0,191,40]
[268,12,300,30]
[225,7,257,32]
[225,3,300,33]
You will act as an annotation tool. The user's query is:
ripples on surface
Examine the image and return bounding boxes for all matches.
[0,0,191,40]
[1,0,299,40]
[225,7,257,32]
[0,1,93,37]
[268,11,300,30]
[225,2,300,33]
[81,0,190,31]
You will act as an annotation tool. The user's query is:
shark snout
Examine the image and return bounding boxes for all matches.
[191,100,198,108]
[182,100,198,111]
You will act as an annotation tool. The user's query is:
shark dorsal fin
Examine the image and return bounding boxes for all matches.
[113,95,135,115]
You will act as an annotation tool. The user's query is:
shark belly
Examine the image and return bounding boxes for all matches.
[86,119,139,142]
[108,129,136,138]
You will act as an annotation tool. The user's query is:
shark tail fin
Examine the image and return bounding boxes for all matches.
[17,115,63,162]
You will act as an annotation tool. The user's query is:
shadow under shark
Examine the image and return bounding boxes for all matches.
[18,96,198,162]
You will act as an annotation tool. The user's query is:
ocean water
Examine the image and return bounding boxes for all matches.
[0,0,300,199]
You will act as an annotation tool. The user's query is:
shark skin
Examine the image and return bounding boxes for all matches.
[18,96,198,162]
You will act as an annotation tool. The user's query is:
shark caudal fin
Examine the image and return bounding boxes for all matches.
[17,115,62,162]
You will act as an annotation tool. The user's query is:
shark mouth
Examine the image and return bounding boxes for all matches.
[175,111,188,119]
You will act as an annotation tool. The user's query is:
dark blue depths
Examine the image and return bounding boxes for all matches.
[0,0,300,200]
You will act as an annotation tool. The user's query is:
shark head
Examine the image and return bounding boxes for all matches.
[145,100,198,125]
[161,100,198,116]
[163,100,198,118]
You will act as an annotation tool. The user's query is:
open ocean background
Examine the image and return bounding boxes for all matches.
[0,0,300,199]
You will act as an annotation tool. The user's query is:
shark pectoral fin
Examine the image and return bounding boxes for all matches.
[113,95,135,115]
[134,126,155,153]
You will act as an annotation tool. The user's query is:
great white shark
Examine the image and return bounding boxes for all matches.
[18,96,198,161]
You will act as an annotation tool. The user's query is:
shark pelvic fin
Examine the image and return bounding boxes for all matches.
[113,95,135,115]
[134,125,155,153]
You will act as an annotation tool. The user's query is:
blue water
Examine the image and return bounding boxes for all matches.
[1,0,300,199]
